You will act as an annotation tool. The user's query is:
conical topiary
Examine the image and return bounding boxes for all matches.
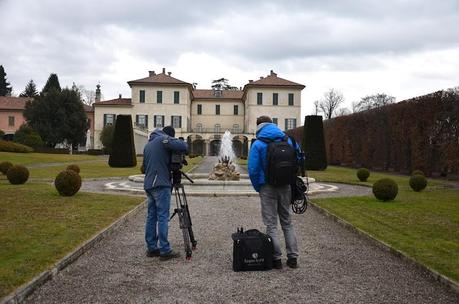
[108,115,137,167]
[302,115,327,170]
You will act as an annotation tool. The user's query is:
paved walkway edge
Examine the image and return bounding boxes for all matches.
[309,202,459,294]
[0,200,147,304]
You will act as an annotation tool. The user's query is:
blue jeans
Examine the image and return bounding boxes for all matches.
[145,187,172,254]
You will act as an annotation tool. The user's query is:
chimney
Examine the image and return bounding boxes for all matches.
[119,94,122,99]
[270,70,277,76]
[162,67,166,74]
[260,76,264,79]
[95,84,101,102]
[249,80,253,83]
[168,72,172,76]
[149,70,155,77]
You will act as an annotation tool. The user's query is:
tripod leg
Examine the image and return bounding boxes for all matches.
[180,185,197,249]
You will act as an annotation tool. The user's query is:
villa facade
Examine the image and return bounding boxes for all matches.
[93,69,305,156]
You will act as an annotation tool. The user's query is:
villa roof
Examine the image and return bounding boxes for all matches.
[245,70,305,89]
[192,89,244,100]
[93,98,132,106]
[0,96,32,110]
[127,69,191,87]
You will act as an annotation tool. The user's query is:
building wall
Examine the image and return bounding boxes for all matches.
[191,100,244,133]
[245,87,301,134]
[0,110,26,134]
[93,106,134,149]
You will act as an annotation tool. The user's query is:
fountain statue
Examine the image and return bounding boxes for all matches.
[209,130,240,181]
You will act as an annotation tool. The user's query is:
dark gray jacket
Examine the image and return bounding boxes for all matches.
[143,129,188,190]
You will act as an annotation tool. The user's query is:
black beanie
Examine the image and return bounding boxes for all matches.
[163,126,175,137]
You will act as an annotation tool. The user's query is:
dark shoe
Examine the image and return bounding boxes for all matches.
[159,250,181,261]
[273,259,283,269]
[287,258,298,269]
[146,249,160,257]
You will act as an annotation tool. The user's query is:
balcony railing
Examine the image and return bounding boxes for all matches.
[190,128,246,134]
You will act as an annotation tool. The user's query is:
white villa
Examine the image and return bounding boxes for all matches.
[93,68,305,156]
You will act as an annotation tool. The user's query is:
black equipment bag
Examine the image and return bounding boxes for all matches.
[232,228,273,272]
[262,136,297,186]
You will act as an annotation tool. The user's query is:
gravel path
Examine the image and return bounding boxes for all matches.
[25,195,458,304]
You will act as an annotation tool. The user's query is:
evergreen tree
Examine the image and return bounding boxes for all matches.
[24,88,87,147]
[41,73,61,94]
[109,115,137,167]
[19,79,38,97]
[0,65,13,96]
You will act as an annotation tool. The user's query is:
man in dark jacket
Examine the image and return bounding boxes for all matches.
[248,116,300,269]
[143,126,187,260]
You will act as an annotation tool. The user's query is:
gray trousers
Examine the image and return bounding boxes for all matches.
[259,184,299,260]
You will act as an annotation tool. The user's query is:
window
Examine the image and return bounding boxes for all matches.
[232,124,240,132]
[285,118,297,130]
[234,105,238,115]
[273,93,278,105]
[215,124,221,133]
[272,118,278,125]
[257,92,263,105]
[104,114,115,126]
[196,123,203,132]
[197,104,202,115]
[216,104,220,115]
[139,90,145,103]
[136,114,148,128]
[8,116,14,126]
[174,91,180,104]
[172,116,182,128]
[288,93,294,106]
[157,91,162,103]
[154,115,164,128]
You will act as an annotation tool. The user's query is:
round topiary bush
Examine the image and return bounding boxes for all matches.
[55,170,82,196]
[140,164,145,174]
[357,168,370,182]
[372,178,398,201]
[0,161,13,175]
[6,165,30,184]
[409,175,427,192]
[66,164,80,174]
[412,170,425,176]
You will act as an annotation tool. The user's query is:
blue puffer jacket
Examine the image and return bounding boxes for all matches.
[248,123,301,192]
[143,129,188,190]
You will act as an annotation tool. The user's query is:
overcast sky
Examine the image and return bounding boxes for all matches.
[1,0,459,118]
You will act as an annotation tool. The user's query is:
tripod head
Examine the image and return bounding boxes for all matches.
[171,170,194,187]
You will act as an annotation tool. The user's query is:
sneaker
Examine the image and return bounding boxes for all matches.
[159,250,181,261]
[146,249,160,257]
[286,258,298,269]
[273,259,283,269]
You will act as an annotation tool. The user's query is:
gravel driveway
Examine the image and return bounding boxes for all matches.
[25,195,458,304]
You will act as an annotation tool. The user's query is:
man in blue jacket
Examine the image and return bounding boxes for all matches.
[143,126,187,260]
[248,116,300,269]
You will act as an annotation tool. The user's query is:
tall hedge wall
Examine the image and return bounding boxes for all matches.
[288,89,459,177]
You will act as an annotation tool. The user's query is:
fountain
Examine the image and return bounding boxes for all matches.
[208,130,240,181]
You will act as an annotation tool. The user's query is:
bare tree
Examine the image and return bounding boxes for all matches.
[354,93,395,112]
[319,88,344,119]
[336,107,351,116]
[313,100,320,115]
[77,85,97,105]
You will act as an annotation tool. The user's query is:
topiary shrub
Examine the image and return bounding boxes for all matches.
[6,165,30,184]
[140,164,145,174]
[0,161,13,175]
[357,168,370,182]
[108,115,137,167]
[409,175,427,192]
[55,170,82,196]
[0,140,33,153]
[372,178,398,201]
[0,129,4,138]
[66,164,80,174]
[302,115,327,170]
[411,170,425,176]
[13,124,43,148]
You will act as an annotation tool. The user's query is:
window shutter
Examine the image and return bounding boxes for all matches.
[162,115,165,127]
[285,119,288,130]
[179,116,182,128]
[145,115,148,128]
[135,115,139,125]
[103,114,107,126]
[154,115,157,127]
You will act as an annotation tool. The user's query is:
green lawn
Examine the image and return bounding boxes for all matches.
[0,152,100,165]
[0,182,143,298]
[310,166,459,282]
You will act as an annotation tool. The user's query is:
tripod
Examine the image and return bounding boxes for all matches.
[170,171,197,260]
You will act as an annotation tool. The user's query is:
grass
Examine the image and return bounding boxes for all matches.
[0,152,99,165]
[0,181,143,298]
[309,166,459,282]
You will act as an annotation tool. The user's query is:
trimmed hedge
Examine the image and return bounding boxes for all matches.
[6,165,30,184]
[412,170,425,176]
[66,164,80,174]
[0,140,33,153]
[357,168,370,182]
[409,175,427,192]
[109,115,137,167]
[0,161,13,175]
[372,178,398,201]
[55,170,82,196]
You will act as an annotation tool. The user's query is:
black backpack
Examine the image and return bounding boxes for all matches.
[261,136,298,186]
[232,228,273,272]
